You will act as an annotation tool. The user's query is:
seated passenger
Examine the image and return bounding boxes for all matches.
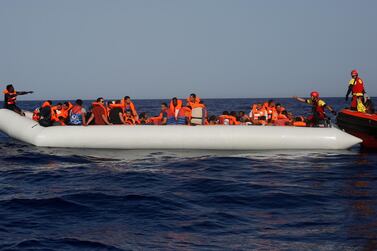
[58,101,74,124]
[293,116,307,127]
[208,115,218,125]
[139,112,154,125]
[3,84,33,116]
[160,103,169,125]
[38,100,57,127]
[186,93,202,108]
[274,110,292,126]
[109,100,126,125]
[169,97,183,119]
[218,111,238,125]
[87,97,111,125]
[249,103,268,125]
[122,96,138,120]
[263,100,277,123]
[69,99,87,125]
[124,109,139,125]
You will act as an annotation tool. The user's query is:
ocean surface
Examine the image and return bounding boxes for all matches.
[1,97,377,251]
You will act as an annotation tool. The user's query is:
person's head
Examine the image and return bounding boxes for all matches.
[6,84,14,93]
[310,91,319,101]
[125,110,132,116]
[222,111,229,115]
[189,93,196,102]
[268,99,275,107]
[239,111,245,117]
[281,110,288,116]
[275,103,282,112]
[295,116,304,122]
[96,97,104,104]
[56,102,62,110]
[209,115,218,124]
[230,111,237,117]
[161,102,168,111]
[351,69,358,79]
[63,102,70,109]
[172,97,178,106]
[75,99,83,106]
[124,96,131,104]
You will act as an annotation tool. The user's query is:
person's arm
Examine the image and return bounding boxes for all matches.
[82,111,88,126]
[101,113,111,125]
[293,96,307,103]
[16,91,33,96]
[119,112,127,124]
[325,105,337,115]
[345,85,352,101]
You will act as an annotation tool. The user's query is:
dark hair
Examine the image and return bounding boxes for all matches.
[56,102,62,106]
[259,116,266,120]
[172,97,177,101]
[64,101,70,106]
[222,111,229,115]
[190,93,196,98]
[209,115,217,122]
[161,102,168,107]
[276,103,281,107]
[124,96,130,99]
[96,97,103,102]
[6,84,13,90]
[294,117,303,122]
[76,99,83,106]
[230,111,237,117]
[268,99,274,105]
[47,100,52,105]
[282,110,288,116]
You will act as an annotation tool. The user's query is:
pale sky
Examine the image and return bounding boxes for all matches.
[1,0,376,100]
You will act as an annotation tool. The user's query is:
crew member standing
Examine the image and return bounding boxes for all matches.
[345,69,366,110]
[3,84,33,115]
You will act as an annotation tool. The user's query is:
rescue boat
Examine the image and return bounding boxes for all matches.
[0,109,361,150]
[336,109,377,149]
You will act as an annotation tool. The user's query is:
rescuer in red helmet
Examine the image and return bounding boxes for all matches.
[293,91,337,127]
[345,69,366,110]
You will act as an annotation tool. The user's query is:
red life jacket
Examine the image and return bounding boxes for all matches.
[352,77,365,96]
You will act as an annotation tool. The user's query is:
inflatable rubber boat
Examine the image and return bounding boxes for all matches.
[337,109,377,149]
[0,109,361,150]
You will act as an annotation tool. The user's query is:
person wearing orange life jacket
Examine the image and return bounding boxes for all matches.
[186,93,202,109]
[294,91,336,127]
[218,111,238,125]
[121,96,138,120]
[293,116,307,127]
[273,110,293,126]
[249,103,268,125]
[86,97,111,125]
[108,100,127,125]
[38,100,59,127]
[169,97,183,119]
[3,84,33,116]
[263,100,278,123]
[345,69,366,111]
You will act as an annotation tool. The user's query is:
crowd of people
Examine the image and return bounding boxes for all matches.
[2,70,374,128]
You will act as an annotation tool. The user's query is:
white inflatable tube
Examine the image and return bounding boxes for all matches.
[0,109,361,150]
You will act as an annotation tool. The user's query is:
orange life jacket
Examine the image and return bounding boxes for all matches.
[293,121,307,127]
[263,103,277,121]
[186,96,202,109]
[32,108,40,121]
[169,99,183,118]
[251,105,267,121]
[121,99,138,117]
[218,115,238,125]
[3,89,17,105]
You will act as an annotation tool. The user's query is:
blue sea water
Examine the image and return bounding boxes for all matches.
[1,98,377,250]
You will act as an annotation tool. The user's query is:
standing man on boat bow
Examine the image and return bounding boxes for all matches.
[345,69,366,111]
[294,91,337,127]
[3,84,33,116]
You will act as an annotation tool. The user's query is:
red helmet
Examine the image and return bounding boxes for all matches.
[351,69,358,76]
[310,91,319,98]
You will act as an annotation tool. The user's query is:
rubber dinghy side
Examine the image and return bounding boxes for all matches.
[0,109,362,150]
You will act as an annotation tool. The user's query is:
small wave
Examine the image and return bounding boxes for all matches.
[3,237,125,251]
